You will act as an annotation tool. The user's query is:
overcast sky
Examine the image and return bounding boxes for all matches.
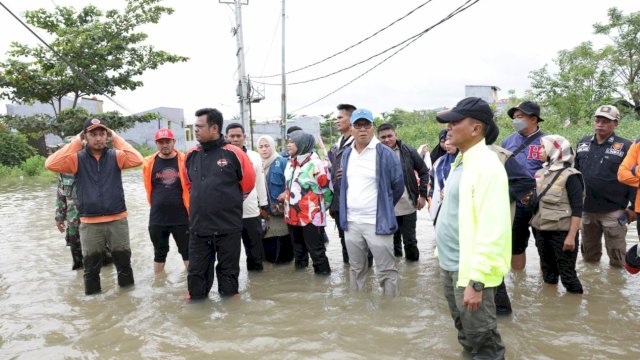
[0,0,638,123]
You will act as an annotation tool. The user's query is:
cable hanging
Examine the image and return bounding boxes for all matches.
[252,0,436,79]
[0,1,134,114]
[290,0,479,113]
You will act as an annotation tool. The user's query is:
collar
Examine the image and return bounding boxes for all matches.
[352,136,380,151]
[199,137,226,151]
[520,127,541,139]
[454,138,487,168]
[589,132,616,144]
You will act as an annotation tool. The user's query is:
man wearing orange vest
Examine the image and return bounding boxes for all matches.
[142,128,191,273]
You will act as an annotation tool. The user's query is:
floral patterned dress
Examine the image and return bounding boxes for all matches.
[283,152,333,227]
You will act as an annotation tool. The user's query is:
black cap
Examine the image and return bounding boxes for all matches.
[436,97,494,126]
[83,118,109,133]
[507,101,544,122]
[485,119,500,145]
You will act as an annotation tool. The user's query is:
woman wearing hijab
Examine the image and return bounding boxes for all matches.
[530,134,584,294]
[429,128,449,165]
[277,130,333,274]
[257,135,294,264]
[428,135,458,225]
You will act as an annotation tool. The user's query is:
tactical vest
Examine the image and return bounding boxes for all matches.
[489,145,516,222]
[76,148,126,217]
[530,167,582,231]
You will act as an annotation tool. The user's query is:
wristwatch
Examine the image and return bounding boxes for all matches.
[469,281,484,292]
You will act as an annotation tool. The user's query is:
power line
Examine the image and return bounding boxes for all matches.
[252,0,435,79]
[290,0,479,113]
[258,13,281,77]
[0,1,135,115]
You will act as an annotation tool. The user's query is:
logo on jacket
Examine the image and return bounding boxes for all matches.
[528,145,543,160]
[577,143,590,153]
[605,143,625,157]
[217,158,229,167]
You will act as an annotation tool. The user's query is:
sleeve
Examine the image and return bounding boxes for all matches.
[231,147,256,195]
[254,158,268,207]
[55,177,67,222]
[112,133,144,169]
[45,137,83,174]
[429,159,436,198]
[468,164,511,283]
[618,142,639,188]
[411,147,430,198]
[389,151,404,205]
[142,156,152,205]
[566,174,584,217]
[504,156,536,202]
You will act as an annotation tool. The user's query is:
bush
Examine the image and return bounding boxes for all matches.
[21,155,46,177]
[0,164,23,177]
[134,144,155,157]
[0,129,36,167]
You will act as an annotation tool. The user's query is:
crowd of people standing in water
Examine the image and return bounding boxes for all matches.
[45,97,640,359]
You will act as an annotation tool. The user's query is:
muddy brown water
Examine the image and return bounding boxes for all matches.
[1,171,639,359]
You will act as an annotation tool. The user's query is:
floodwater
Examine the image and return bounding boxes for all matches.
[1,171,640,360]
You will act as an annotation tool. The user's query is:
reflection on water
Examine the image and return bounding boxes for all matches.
[1,171,640,359]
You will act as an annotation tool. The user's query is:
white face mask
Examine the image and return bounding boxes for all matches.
[512,118,528,133]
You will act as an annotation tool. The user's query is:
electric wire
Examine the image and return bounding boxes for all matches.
[0,0,136,115]
[252,0,435,79]
[290,0,479,113]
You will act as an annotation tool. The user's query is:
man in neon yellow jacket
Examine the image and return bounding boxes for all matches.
[435,97,511,359]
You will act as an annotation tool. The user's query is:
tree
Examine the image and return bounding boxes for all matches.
[319,112,336,147]
[0,0,187,152]
[594,7,640,115]
[528,42,616,123]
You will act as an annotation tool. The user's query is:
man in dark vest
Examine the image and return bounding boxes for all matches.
[45,118,144,295]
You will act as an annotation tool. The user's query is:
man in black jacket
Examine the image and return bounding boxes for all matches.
[185,108,256,300]
[378,123,429,261]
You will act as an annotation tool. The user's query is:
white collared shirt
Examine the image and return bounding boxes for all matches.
[346,136,379,224]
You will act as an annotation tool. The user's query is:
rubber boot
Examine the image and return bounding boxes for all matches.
[111,250,134,288]
[494,279,512,316]
[83,252,102,295]
[404,245,420,262]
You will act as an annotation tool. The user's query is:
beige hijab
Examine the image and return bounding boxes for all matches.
[257,135,278,174]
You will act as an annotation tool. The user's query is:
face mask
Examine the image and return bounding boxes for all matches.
[512,118,528,133]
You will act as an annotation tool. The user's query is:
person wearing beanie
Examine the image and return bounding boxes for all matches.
[530,134,584,294]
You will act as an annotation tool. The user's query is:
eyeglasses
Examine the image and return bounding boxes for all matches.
[353,122,373,129]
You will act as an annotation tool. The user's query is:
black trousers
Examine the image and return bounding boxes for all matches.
[393,212,419,261]
[263,234,294,264]
[289,224,331,274]
[241,217,264,271]
[187,232,241,299]
[148,224,189,262]
[334,210,349,263]
[533,229,583,294]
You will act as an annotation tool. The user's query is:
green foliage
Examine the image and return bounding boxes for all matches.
[378,108,446,149]
[528,42,616,123]
[21,155,46,177]
[0,108,160,139]
[0,0,188,109]
[0,164,23,177]
[594,7,640,112]
[133,144,155,157]
[0,129,36,167]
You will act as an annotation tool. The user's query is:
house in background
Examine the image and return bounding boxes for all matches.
[119,107,188,151]
[5,98,189,152]
[465,85,501,104]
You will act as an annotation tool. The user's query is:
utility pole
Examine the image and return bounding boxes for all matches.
[280,0,287,150]
[221,0,251,141]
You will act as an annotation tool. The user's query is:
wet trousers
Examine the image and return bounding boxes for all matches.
[581,210,627,267]
[393,212,419,261]
[79,218,134,295]
[187,231,241,299]
[148,224,189,262]
[241,217,264,271]
[263,234,294,264]
[440,269,505,359]
[533,229,583,293]
[288,224,331,274]
[345,222,399,296]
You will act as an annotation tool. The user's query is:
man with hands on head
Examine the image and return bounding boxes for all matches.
[45,118,143,295]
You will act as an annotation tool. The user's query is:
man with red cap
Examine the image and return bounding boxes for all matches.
[142,128,191,273]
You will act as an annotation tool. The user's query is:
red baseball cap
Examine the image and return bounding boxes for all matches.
[155,128,175,141]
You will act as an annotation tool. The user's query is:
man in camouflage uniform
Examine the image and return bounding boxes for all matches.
[55,173,112,270]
